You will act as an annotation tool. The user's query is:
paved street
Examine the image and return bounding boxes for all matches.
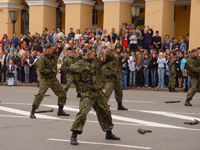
[0,86,200,150]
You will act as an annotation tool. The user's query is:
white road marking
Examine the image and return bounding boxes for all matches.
[110,99,155,103]
[0,106,59,120]
[43,104,200,131]
[112,108,200,121]
[47,138,152,149]
[1,103,200,131]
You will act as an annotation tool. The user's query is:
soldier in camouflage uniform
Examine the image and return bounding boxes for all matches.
[103,51,129,110]
[185,49,200,106]
[168,56,178,92]
[35,53,44,88]
[30,43,70,118]
[69,50,120,145]
[62,50,81,98]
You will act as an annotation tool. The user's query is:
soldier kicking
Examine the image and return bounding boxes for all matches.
[62,49,81,98]
[103,50,129,110]
[185,48,200,106]
[69,49,120,145]
[30,43,70,118]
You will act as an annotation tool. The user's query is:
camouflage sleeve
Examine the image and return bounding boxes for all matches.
[119,54,129,63]
[171,64,176,75]
[61,58,69,72]
[102,62,115,76]
[69,59,84,74]
[186,61,200,73]
[40,58,51,75]
[54,43,64,56]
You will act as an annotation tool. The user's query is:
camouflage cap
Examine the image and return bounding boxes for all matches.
[190,49,197,53]
[45,43,53,49]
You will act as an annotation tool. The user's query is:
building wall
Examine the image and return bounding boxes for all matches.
[175,5,190,40]
[0,8,21,40]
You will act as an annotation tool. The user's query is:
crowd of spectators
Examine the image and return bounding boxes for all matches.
[0,23,193,91]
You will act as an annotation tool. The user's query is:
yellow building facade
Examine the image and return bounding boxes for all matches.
[0,0,198,49]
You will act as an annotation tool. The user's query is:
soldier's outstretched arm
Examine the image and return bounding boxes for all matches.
[69,60,84,74]
[55,43,64,55]
[119,54,129,63]
[102,61,116,76]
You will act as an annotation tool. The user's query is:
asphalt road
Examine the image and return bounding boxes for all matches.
[0,86,200,150]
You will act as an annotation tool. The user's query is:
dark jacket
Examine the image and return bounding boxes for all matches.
[7,65,15,78]
[10,37,19,48]
[121,63,129,74]
[150,57,158,68]
[11,55,21,66]
[68,32,75,41]
[136,57,143,71]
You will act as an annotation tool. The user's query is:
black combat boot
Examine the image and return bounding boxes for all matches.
[169,87,172,92]
[70,131,78,145]
[57,106,70,116]
[117,102,128,110]
[185,100,192,106]
[30,107,36,118]
[172,88,178,92]
[106,130,120,140]
[77,93,81,98]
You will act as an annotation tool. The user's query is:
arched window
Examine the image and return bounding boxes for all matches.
[56,5,62,29]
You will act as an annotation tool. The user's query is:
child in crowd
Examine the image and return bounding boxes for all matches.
[165,54,171,87]
[56,59,62,83]
[168,56,178,92]
[143,54,150,87]
[181,53,188,90]
[7,59,15,86]
[121,54,129,90]
[9,44,16,53]
[150,53,158,88]
[128,51,136,87]
[136,52,143,87]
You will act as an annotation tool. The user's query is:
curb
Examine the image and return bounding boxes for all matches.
[0,82,186,92]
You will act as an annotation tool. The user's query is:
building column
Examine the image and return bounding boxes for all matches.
[60,7,65,31]
[26,0,59,35]
[103,0,133,34]
[95,5,104,28]
[63,0,95,35]
[145,0,175,40]
[189,0,200,50]
[0,2,23,40]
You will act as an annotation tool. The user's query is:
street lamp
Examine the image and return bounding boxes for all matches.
[130,5,141,27]
[9,11,19,34]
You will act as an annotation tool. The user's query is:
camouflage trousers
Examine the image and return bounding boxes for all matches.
[64,75,80,93]
[168,75,175,88]
[32,78,66,109]
[187,77,200,101]
[36,71,41,87]
[104,80,123,103]
[71,90,114,134]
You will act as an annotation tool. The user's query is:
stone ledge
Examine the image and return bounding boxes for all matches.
[0,82,186,92]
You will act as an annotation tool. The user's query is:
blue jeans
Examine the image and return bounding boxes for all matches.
[121,73,128,89]
[183,78,187,88]
[151,68,157,87]
[24,65,29,83]
[14,65,17,83]
[143,68,149,86]
[158,68,165,87]
[129,71,136,86]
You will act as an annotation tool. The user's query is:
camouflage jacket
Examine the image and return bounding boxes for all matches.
[115,54,129,80]
[39,44,64,79]
[169,60,176,76]
[102,61,117,82]
[61,56,77,73]
[185,56,200,78]
[69,55,105,92]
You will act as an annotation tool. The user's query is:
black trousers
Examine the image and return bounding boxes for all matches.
[2,64,7,82]
[129,44,138,52]
[21,66,25,83]
[136,70,143,86]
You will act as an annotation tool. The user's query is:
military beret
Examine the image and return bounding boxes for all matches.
[172,55,177,58]
[190,49,197,53]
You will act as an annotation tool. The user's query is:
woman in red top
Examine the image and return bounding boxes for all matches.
[0,34,10,50]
